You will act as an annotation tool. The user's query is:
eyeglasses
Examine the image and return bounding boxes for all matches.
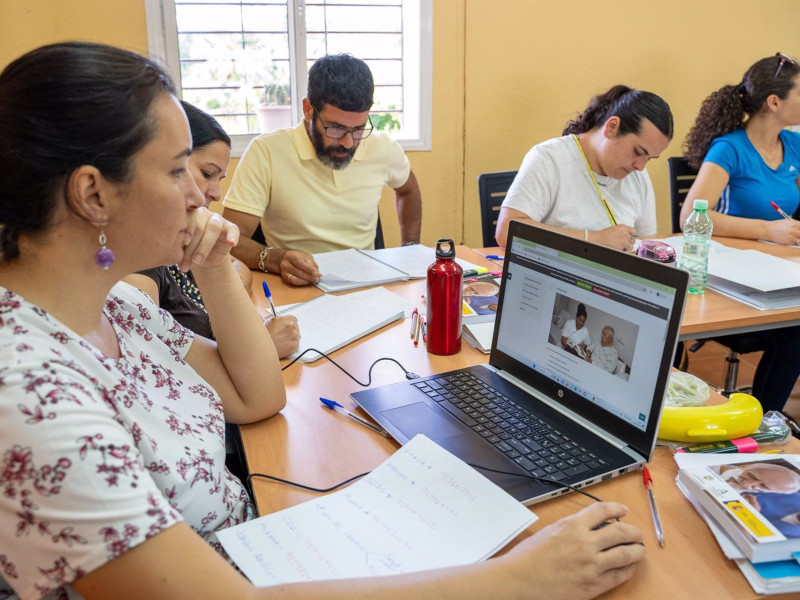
[774,52,796,79]
[314,111,373,140]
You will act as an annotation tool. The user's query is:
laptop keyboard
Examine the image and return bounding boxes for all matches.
[413,372,608,481]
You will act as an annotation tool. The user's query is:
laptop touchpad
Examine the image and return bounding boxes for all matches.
[381,403,463,442]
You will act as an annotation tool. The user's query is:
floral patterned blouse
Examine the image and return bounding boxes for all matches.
[0,283,255,599]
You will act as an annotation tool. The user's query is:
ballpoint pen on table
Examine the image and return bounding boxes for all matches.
[485,254,504,260]
[422,318,427,344]
[413,313,421,347]
[770,200,793,221]
[262,280,277,319]
[319,397,389,436]
[410,308,419,339]
[642,466,665,548]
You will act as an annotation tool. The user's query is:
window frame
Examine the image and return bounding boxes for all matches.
[144,0,432,156]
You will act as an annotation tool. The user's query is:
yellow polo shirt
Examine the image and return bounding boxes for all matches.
[224,122,411,253]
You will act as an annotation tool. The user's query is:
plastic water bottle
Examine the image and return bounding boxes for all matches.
[680,199,713,294]
[426,239,463,355]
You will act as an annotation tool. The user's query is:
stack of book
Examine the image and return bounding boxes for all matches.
[675,453,800,594]
[462,276,501,354]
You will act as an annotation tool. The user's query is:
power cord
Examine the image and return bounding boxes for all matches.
[281,347,420,386]
[274,349,602,501]
[248,462,603,503]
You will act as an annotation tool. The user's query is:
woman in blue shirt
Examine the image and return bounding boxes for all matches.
[682,53,800,243]
[680,53,800,413]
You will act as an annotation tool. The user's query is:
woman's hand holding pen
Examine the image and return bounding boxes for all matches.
[590,224,637,252]
[764,217,800,246]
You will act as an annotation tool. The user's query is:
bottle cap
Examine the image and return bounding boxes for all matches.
[692,199,709,210]
[435,239,456,259]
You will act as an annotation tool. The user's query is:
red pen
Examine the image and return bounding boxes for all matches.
[642,466,665,548]
[770,200,793,221]
[410,308,418,339]
[422,317,427,343]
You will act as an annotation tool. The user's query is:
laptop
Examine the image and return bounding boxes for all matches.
[352,221,689,505]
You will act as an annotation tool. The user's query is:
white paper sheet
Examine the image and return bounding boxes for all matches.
[218,434,536,587]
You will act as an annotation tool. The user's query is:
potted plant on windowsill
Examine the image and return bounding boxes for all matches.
[256,82,292,133]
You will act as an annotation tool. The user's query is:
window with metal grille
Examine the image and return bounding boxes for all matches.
[145,0,431,155]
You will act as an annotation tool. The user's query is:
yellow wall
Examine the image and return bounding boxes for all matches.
[2,0,799,249]
[462,0,800,245]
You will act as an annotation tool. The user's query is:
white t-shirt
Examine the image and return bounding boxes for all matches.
[502,135,657,235]
[561,319,592,347]
[0,282,255,600]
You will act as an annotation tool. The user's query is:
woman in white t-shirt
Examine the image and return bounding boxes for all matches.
[496,85,673,250]
[0,42,645,600]
[560,303,592,356]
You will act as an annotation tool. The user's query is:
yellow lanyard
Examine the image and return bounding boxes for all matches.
[572,134,618,227]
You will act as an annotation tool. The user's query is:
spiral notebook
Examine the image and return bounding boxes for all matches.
[275,287,413,363]
[313,246,484,292]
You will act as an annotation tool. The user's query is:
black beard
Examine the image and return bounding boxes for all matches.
[309,118,356,170]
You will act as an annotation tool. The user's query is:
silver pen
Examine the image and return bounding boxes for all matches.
[643,466,665,547]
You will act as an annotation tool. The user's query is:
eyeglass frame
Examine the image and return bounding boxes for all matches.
[774,52,796,79]
[312,106,374,141]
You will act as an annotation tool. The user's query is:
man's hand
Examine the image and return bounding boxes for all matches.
[270,248,322,286]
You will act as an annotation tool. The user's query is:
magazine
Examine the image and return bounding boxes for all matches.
[676,454,800,563]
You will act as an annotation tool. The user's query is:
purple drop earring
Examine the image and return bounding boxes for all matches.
[95,228,115,269]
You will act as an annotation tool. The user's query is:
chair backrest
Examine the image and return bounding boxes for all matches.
[251,216,386,249]
[373,215,385,250]
[478,170,517,246]
[667,157,699,233]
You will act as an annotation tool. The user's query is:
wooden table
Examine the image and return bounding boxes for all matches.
[242,246,799,599]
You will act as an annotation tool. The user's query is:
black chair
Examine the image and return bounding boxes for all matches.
[667,156,758,395]
[667,157,698,233]
[252,216,385,249]
[478,170,517,246]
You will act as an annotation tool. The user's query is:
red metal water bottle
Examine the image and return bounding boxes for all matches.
[426,239,463,355]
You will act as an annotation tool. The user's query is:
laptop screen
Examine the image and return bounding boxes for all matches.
[489,222,688,455]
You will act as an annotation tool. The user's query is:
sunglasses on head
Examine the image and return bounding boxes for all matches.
[774,52,797,79]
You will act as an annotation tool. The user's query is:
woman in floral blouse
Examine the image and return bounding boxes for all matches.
[0,42,644,600]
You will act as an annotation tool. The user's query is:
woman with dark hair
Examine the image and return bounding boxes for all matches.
[560,302,592,357]
[123,101,300,358]
[0,42,644,600]
[495,85,673,250]
[681,53,800,245]
[679,53,800,414]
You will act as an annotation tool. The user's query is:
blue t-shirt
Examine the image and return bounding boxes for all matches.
[705,128,800,220]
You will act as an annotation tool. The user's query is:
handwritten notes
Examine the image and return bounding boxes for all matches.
[217,434,536,587]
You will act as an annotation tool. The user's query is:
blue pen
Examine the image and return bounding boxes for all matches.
[485,254,504,260]
[319,397,389,436]
[262,280,277,319]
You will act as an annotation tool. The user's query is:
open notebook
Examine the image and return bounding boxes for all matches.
[275,287,413,363]
[314,245,484,292]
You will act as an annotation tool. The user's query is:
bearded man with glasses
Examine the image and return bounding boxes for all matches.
[223,54,422,286]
